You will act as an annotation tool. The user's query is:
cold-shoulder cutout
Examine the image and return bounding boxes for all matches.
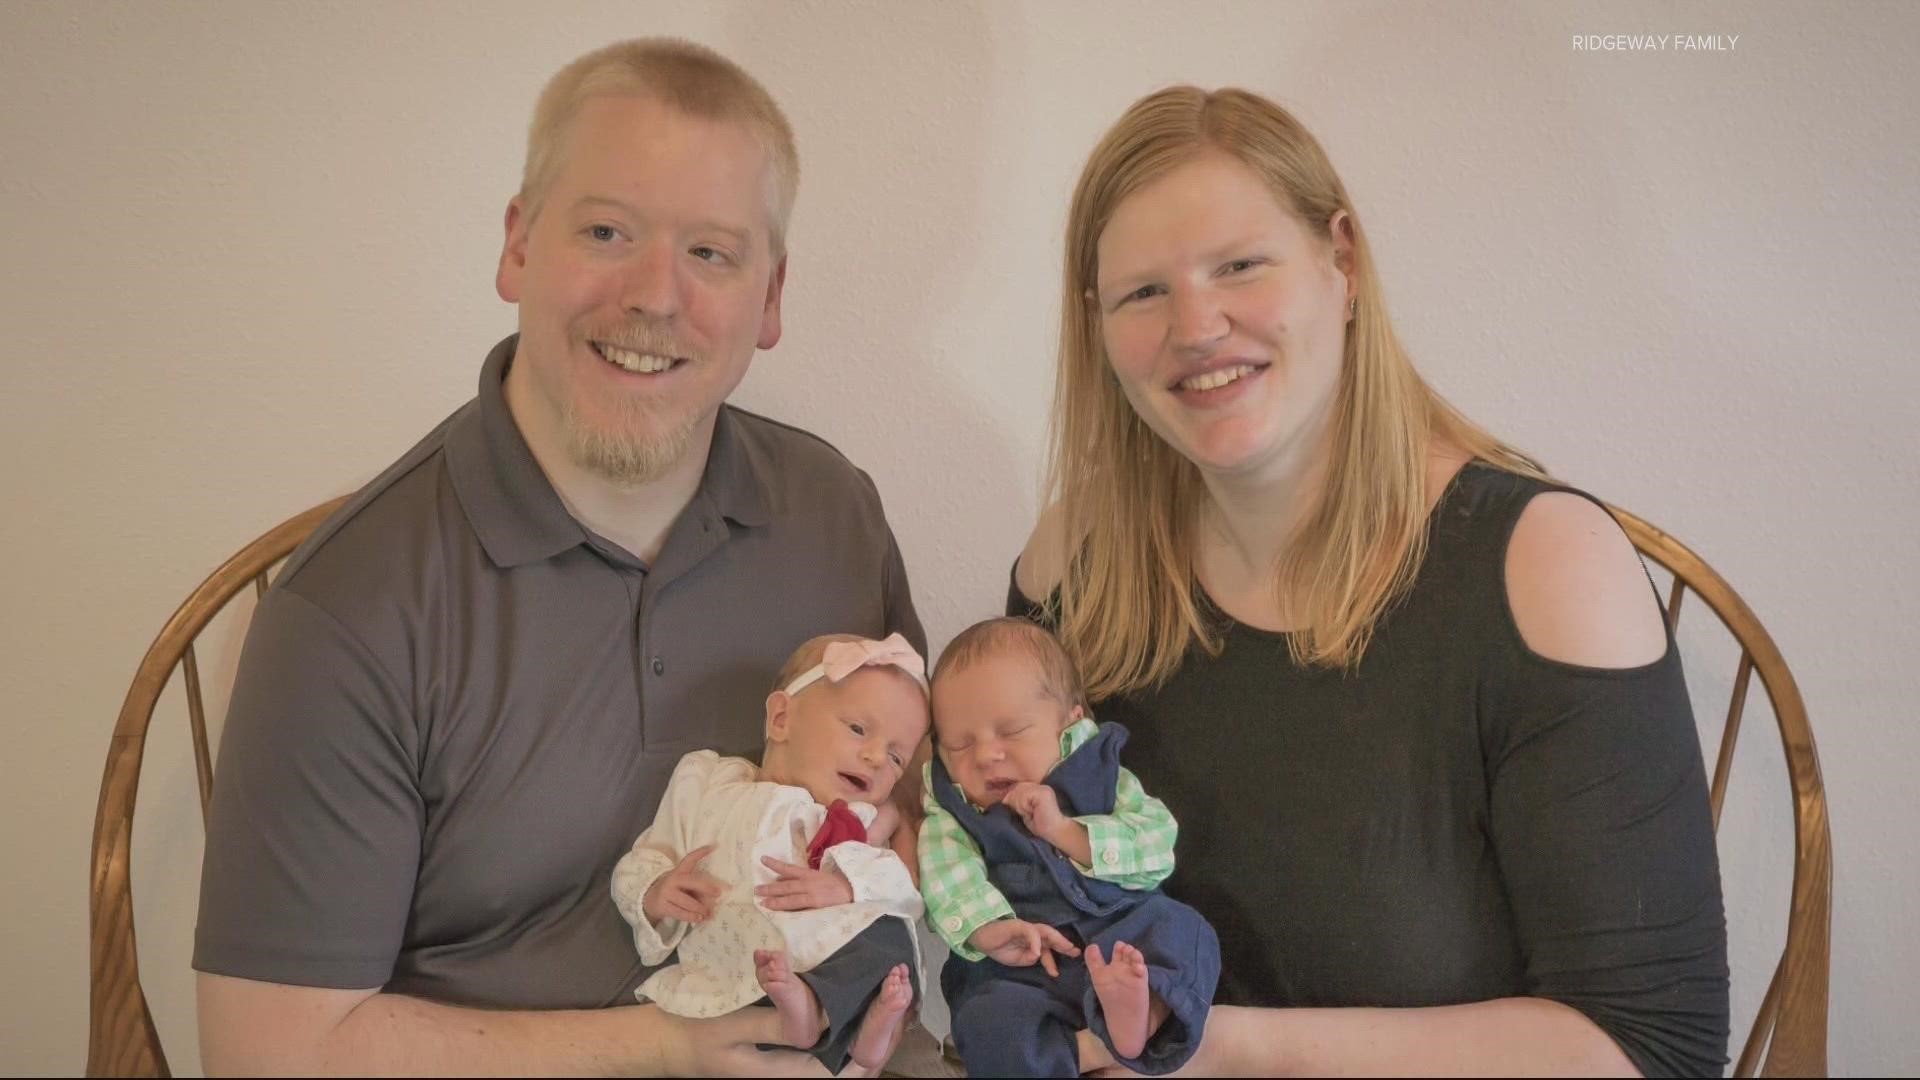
[1503,491,1667,670]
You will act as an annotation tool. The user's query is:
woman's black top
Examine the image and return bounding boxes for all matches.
[1007,464,1729,1078]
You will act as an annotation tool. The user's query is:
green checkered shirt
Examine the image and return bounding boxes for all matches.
[918,716,1178,959]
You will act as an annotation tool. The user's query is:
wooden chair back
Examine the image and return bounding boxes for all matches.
[85,498,1829,1077]
[1609,505,1831,1078]
[87,497,347,1078]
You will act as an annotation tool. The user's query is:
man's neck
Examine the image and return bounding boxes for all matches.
[504,365,715,566]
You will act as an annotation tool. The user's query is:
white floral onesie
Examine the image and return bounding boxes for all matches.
[611,749,924,1018]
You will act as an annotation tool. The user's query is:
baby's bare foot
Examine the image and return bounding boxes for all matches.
[1087,941,1158,1059]
[754,949,826,1049]
[849,963,914,1069]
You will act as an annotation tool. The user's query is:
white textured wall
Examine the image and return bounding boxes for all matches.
[4,2,1915,1074]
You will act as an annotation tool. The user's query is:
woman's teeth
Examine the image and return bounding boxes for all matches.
[599,344,675,373]
[1179,364,1257,392]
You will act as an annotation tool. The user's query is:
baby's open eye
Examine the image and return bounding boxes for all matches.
[846,721,867,737]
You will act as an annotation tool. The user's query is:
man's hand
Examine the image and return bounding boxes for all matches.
[756,856,855,911]
[666,1005,847,1077]
[968,918,1080,977]
[642,845,728,928]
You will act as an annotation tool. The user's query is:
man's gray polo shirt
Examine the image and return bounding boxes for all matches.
[194,335,924,1009]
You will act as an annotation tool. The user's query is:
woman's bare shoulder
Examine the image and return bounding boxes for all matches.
[1015,501,1074,601]
[1504,492,1667,668]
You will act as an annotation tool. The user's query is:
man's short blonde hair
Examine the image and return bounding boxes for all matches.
[520,38,800,253]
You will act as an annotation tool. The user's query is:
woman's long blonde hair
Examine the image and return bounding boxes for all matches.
[1048,86,1542,698]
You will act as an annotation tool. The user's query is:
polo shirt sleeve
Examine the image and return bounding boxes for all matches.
[193,587,422,990]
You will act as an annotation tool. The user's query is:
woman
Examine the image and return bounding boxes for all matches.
[1011,87,1728,1076]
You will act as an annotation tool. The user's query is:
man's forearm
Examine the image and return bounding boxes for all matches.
[327,993,681,1077]
[1199,998,1638,1078]
[198,973,686,1077]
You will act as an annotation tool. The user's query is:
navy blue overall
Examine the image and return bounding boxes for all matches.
[933,722,1219,1077]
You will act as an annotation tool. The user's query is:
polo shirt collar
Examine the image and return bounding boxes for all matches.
[448,335,772,569]
[446,335,585,568]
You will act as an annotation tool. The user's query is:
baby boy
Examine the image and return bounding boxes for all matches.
[919,617,1220,1077]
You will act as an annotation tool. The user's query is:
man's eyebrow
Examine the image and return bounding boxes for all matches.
[569,194,635,216]
[567,196,755,246]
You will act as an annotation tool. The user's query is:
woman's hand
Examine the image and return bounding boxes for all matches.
[756,855,855,911]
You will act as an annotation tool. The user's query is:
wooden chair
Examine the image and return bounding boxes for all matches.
[88,496,347,1078]
[1608,505,1832,1078]
[86,499,1829,1077]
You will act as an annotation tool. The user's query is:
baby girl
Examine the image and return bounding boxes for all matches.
[611,632,929,1073]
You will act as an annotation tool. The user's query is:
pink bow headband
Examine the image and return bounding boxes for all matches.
[783,632,928,696]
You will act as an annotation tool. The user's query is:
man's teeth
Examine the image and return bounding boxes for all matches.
[599,345,675,373]
[1179,364,1257,392]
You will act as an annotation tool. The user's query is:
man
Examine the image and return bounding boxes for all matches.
[194,39,924,1075]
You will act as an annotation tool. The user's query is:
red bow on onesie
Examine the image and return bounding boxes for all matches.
[806,799,868,870]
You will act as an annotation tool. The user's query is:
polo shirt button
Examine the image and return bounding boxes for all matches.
[651,657,665,676]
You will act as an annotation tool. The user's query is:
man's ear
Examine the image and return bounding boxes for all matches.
[756,253,787,350]
[765,690,792,742]
[496,195,531,303]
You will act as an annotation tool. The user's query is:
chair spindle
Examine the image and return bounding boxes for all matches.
[1708,652,1755,832]
[181,645,214,825]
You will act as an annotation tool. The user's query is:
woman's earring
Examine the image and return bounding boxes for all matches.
[1348,297,1357,320]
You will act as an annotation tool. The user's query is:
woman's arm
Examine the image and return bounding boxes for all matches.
[1014,500,1073,605]
[1102,493,1722,1079]
[1113,997,1636,1077]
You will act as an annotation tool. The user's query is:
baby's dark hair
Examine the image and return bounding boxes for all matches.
[931,617,1087,712]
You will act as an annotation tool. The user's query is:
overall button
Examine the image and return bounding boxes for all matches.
[651,657,665,676]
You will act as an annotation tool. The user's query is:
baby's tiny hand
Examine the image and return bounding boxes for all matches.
[968,917,1080,977]
[867,802,902,847]
[1004,781,1068,839]
[641,845,727,928]
[757,856,855,911]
